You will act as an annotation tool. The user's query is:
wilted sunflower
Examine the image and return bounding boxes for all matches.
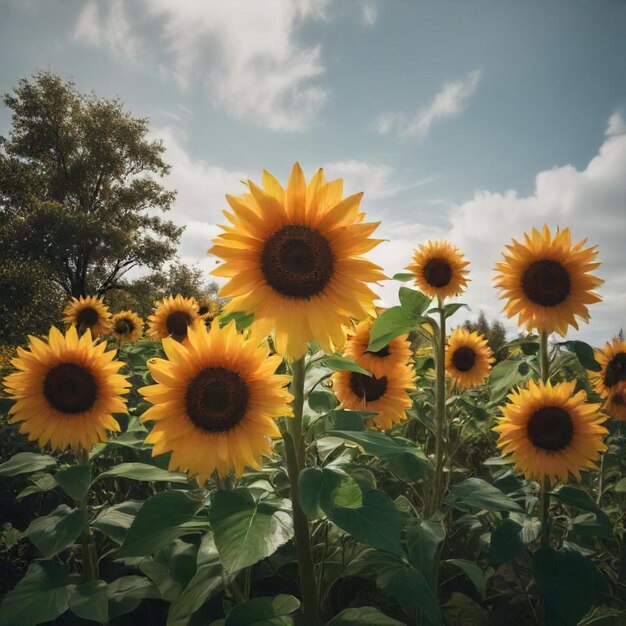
[4,326,129,451]
[406,240,469,300]
[343,318,411,379]
[147,295,200,342]
[332,363,415,430]
[494,226,602,336]
[111,310,143,343]
[209,163,385,360]
[589,337,626,398]
[445,327,494,389]
[604,382,626,422]
[493,380,607,482]
[140,320,293,480]
[64,295,112,337]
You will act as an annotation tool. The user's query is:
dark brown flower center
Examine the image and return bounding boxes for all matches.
[76,307,99,328]
[166,311,192,341]
[115,319,133,335]
[612,391,625,407]
[349,372,388,402]
[452,346,476,372]
[261,225,334,298]
[527,406,573,451]
[43,363,98,414]
[604,352,626,389]
[423,258,452,288]
[521,260,571,307]
[366,345,391,358]
[185,367,249,432]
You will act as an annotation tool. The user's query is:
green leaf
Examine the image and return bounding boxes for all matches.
[119,491,202,557]
[140,540,198,602]
[442,593,490,626]
[322,354,372,376]
[488,359,532,403]
[107,575,160,620]
[0,452,56,477]
[219,310,255,331]
[68,580,108,624]
[0,560,73,626]
[210,488,294,572]
[225,595,300,625]
[299,467,363,519]
[16,472,57,500]
[558,340,601,371]
[615,477,626,493]
[308,389,339,413]
[26,505,88,558]
[553,486,610,522]
[167,534,224,626]
[444,560,486,599]
[92,500,143,544]
[367,306,418,352]
[392,272,414,282]
[95,462,189,484]
[450,478,522,512]
[399,287,431,316]
[328,606,404,625]
[488,519,524,565]
[55,466,91,502]
[406,520,445,592]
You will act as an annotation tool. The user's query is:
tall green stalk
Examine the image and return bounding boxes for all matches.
[78,448,98,581]
[283,357,318,624]
[538,331,551,547]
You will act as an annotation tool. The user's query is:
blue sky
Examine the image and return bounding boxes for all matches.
[2,0,625,344]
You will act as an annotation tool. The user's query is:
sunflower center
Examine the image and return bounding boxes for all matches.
[43,363,98,414]
[604,352,626,389]
[76,307,99,329]
[527,406,574,452]
[521,260,571,307]
[423,258,452,288]
[185,367,249,432]
[613,391,626,407]
[452,346,476,372]
[366,345,391,358]
[166,311,192,341]
[260,225,334,298]
[115,319,133,335]
[349,372,388,402]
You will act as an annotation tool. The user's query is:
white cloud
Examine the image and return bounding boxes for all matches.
[377,70,481,140]
[606,110,626,136]
[360,1,378,27]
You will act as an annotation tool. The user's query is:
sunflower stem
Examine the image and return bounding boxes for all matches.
[538,331,551,547]
[284,357,319,624]
[78,447,99,581]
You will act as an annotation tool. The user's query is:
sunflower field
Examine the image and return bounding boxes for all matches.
[1,164,625,626]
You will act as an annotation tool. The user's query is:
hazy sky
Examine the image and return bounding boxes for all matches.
[2,0,625,344]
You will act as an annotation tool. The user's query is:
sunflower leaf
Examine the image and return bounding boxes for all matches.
[322,355,372,376]
[94,462,190,485]
[0,452,57,477]
[557,340,601,372]
[26,505,88,558]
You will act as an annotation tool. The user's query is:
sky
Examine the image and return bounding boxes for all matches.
[1,0,625,345]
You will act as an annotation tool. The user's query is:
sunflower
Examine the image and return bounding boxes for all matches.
[331,363,415,430]
[589,337,626,398]
[198,298,221,322]
[604,383,626,422]
[493,380,607,482]
[494,226,602,336]
[139,320,293,480]
[406,240,469,300]
[64,295,112,337]
[208,163,385,361]
[111,310,143,343]
[445,327,494,389]
[3,326,129,451]
[147,295,200,342]
[343,318,411,379]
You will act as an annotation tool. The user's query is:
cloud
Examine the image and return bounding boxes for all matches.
[377,70,481,140]
[360,1,378,27]
[606,110,626,136]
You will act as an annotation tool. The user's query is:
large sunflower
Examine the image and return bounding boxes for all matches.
[493,380,607,482]
[147,295,200,342]
[111,310,143,343]
[332,363,415,430]
[445,327,494,389]
[589,337,626,398]
[343,318,411,379]
[64,295,112,337]
[209,163,385,361]
[604,383,626,422]
[3,326,129,451]
[139,320,293,480]
[406,240,469,300]
[494,226,602,336]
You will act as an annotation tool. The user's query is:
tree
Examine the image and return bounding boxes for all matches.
[464,311,508,361]
[0,71,181,299]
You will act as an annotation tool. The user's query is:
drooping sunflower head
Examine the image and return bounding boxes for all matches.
[111,310,143,343]
[209,163,386,361]
[406,240,469,300]
[147,295,200,343]
[494,226,602,336]
[140,320,293,481]
[343,318,411,379]
[604,382,626,422]
[3,326,129,452]
[64,295,112,337]
[331,363,415,430]
[590,337,626,398]
[445,327,494,389]
[493,380,607,482]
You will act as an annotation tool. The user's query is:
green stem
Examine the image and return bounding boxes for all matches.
[538,331,551,547]
[283,357,319,624]
[78,448,98,581]
[596,451,606,507]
